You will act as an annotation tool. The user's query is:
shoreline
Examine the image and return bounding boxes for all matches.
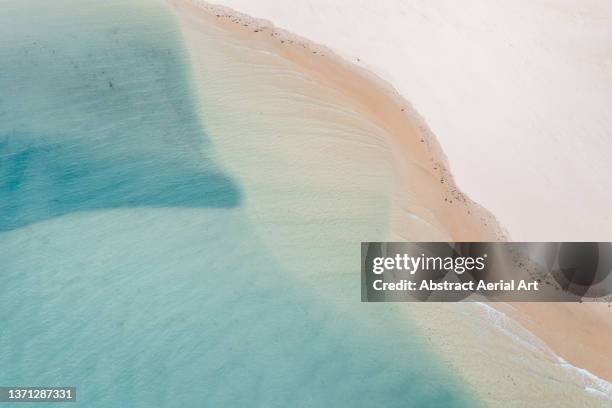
[170,0,612,398]
[185,0,612,243]
[180,0,507,243]
[507,302,612,384]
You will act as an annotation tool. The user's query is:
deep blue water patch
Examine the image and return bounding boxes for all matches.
[0,0,240,231]
[0,134,238,231]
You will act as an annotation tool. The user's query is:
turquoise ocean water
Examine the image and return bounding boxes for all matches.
[0,0,478,406]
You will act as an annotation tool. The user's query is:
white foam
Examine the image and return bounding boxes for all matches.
[475,303,612,401]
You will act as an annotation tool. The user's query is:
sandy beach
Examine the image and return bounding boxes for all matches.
[175,1,507,243]
[170,0,612,402]
[209,0,612,243]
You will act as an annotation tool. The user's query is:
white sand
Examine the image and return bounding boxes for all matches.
[210,0,612,242]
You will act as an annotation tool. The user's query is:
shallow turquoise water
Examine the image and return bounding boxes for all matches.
[0,0,478,406]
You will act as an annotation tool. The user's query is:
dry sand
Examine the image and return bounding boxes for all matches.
[207,0,612,243]
[170,0,612,398]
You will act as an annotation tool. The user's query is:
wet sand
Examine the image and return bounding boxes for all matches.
[509,302,612,383]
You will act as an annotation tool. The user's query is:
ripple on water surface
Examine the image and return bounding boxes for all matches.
[0,1,476,406]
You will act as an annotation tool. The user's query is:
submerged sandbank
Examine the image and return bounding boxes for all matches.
[170,0,611,403]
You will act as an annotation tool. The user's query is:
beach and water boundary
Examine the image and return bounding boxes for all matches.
[173,0,612,403]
